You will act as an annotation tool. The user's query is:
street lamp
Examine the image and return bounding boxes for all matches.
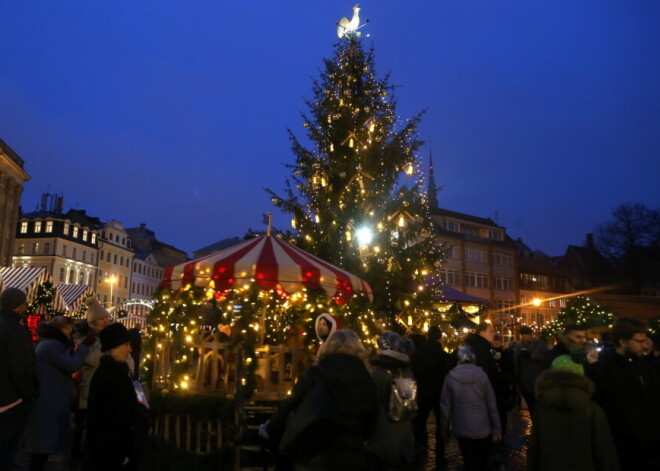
[532,297,542,327]
[105,275,117,306]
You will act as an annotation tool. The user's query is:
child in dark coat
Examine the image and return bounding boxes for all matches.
[528,368,619,471]
[83,323,141,471]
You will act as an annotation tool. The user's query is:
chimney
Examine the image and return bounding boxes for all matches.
[586,233,594,249]
[40,193,49,211]
[56,196,64,214]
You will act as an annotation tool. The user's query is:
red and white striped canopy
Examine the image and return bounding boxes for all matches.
[161,235,373,304]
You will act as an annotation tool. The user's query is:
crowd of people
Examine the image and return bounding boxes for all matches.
[261,313,660,471]
[0,288,145,471]
[3,285,660,471]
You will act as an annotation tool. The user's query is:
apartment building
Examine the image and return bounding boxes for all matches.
[0,138,30,266]
[430,208,518,327]
[96,220,133,306]
[13,197,99,286]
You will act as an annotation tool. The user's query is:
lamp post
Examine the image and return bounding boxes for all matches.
[105,275,117,307]
[532,297,542,328]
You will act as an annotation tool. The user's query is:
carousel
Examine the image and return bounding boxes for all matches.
[151,225,373,401]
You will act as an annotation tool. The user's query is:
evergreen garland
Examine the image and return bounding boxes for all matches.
[542,295,614,339]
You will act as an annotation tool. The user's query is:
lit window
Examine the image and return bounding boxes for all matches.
[45,221,53,233]
[33,242,40,254]
[34,221,42,233]
[63,223,69,235]
[82,230,88,242]
[72,227,79,238]
[20,222,28,234]
[91,233,97,244]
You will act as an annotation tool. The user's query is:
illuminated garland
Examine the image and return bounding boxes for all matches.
[542,295,614,339]
[28,280,66,318]
[145,283,379,395]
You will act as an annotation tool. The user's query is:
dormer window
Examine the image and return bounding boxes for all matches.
[82,230,88,242]
[20,222,28,234]
[72,227,79,238]
[63,223,70,235]
[34,221,42,233]
[45,221,53,233]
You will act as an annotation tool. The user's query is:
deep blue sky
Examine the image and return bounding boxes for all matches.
[1,1,659,257]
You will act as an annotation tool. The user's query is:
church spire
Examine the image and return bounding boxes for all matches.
[427,149,439,210]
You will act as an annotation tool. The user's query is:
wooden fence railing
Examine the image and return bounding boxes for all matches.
[151,414,227,454]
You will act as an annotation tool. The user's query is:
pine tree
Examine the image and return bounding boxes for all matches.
[268,35,445,328]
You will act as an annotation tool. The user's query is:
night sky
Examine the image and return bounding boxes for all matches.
[1,1,659,257]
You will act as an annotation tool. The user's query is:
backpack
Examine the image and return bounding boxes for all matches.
[387,369,418,421]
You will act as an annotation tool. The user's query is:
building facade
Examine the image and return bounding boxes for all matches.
[0,138,30,266]
[13,197,99,287]
[430,208,519,329]
[97,220,133,306]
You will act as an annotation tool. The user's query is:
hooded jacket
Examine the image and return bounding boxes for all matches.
[440,363,500,439]
[24,322,89,453]
[528,369,619,471]
[0,307,35,408]
[587,347,660,470]
[314,313,341,343]
[267,353,377,471]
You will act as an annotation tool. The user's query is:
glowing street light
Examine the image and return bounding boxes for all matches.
[105,275,117,306]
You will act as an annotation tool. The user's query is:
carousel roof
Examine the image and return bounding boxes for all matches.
[162,235,373,304]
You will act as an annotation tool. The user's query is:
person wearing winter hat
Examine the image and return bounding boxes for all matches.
[84,322,141,471]
[441,345,501,471]
[24,316,90,471]
[368,332,416,470]
[0,288,35,470]
[71,296,112,458]
[315,312,342,343]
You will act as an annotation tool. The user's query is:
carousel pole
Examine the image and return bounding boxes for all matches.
[259,212,273,345]
[266,211,272,237]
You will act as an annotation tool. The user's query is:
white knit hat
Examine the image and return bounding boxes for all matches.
[85,296,110,323]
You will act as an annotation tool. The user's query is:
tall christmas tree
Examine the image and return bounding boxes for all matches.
[268,16,445,329]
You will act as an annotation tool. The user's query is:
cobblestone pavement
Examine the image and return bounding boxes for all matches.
[421,406,531,471]
[15,407,532,470]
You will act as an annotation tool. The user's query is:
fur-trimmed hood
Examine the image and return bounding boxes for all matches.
[37,322,71,348]
[535,369,594,411]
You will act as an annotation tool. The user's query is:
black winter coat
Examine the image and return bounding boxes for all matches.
[542,342,571,370]
[411,340,449,402]
[464,333,507,408]
[587,348,660,470]
[267,353,378,471]
[0,308,35,407]
[84,355,140,471]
